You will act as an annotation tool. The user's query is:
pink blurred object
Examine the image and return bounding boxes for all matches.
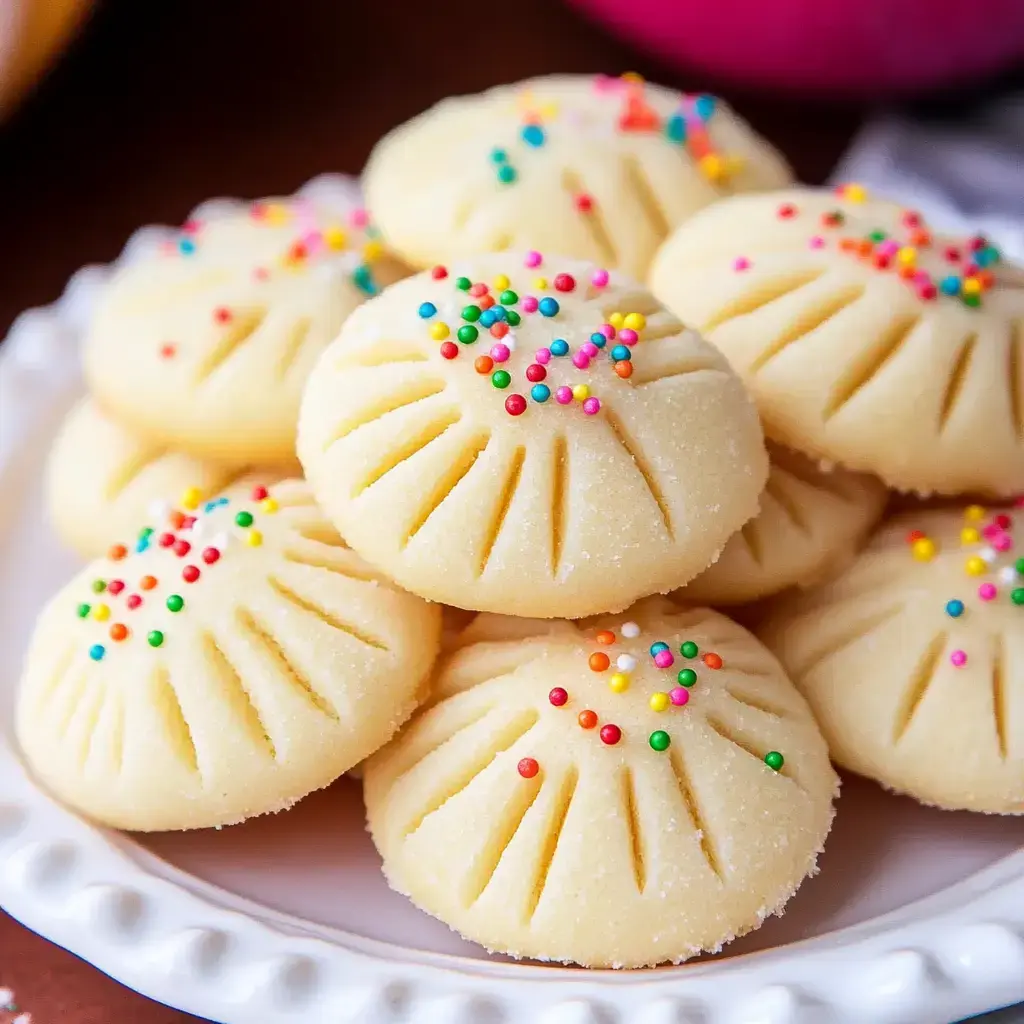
[570,0,1024,97]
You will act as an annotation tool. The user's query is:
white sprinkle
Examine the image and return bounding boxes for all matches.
[616,654,637,672]
[620,621,640,639]
[980,546,998,563]
[211,531,231,551]
[999,566,1019,584]
[148,500,171,521]
[0,990,13,1007]
[189,518,208,539]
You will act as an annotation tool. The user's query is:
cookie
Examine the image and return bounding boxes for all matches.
[364,597,837,967]
[364,74,792,281]
[759,504,1024,813]
[83,196,409,465]
[649,185,1024,496]
[46,397,292,559]
[682,444,888,605]
[16,478,441,831]
[297,253,768,618]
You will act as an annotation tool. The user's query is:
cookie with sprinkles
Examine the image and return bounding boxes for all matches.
[681,444,888,605]
[759,504,1024,813]
[46,397,296,559]
[649,186,1024,496]
[364,74,792,281]
[83,195,409,465]
[297,253,768,618]
[364,596,837,968]
[16,478,441,831]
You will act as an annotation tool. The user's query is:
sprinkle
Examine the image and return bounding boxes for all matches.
[88,644,105,661]
[764,751,784,771]
[126,594,142,610]
[439,341,459,360]
[431,265,448,280]
[109,623,128,642]
[621,621,640,639]
[524,251,543,268]
[522,296,539,314]
[77,603,90,618]
[166,595,184,612]
[965,504,987,521]
[950,649,967,667]
[669,687,690,707]
[91,579,106,593]
[965,556,987,576]
[649,692,669,712]
[531,384,551,402]
[1012,588,1024,605]
[92,603,110,622]
[617,328,639,346]
[733,257,751,272]
[649,730,671,752]
[615,362,633,379]
[106,580,125,596]
[945,599,964,618]
[521,124,545,147]
[491,370,511,389]
[582,397,602,415]
[912,538,937,562]
[497,165,517,184]
[535,348,552,364]
[418,302,437,319]
[650,641,669,656]
[518,757,540,779]
[578,709,598,730]
[654,649,675,668]
[555,386,573,404]
[702,652,723,670]
[235,511,254,528]
[173,539,191,557]
[677,668,697,687]
[680,640,699,658]
[549,339,569,357]
[961,527,981,545]
[505,394,527,416]
[182,565,201,583]
[599,724,622,745]
[609,672,630,693]
[589,652,611,672]
[978,582,998,601]
[572,384,590,403]
[457,325,479,345]
[108,543,127,562]
[246,529,264,547]
[595,630,615,645]
[591,268,610,288]
[147,630,165,648]
[616,654,636,671]
[548,687,569,707]
[429,322,450,342]
[575,193,594,213]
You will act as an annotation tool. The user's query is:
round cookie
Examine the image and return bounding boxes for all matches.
[46,397,293,559]
[83,196,409,465]
[681,444,888,605]
[649,185,1024,496]
[297,252,768,618]
[364,597,837,967]
[17,478,441,831]
[364,74,792,281]
[758,505,1024,813]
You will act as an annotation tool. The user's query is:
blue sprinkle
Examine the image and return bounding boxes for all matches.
[418,302,437,319]
[589,332,607,349]
[178,238,196,256]
[694,94,716,121]
[353,264,378,296]
[940,276,961,296]
[650,641,670,656]
[531,383,551,403]
[491,148,508,164]
[497,165,517,184]
[538,297,559,317]
[135,538,150,554]
[479,310,497,328]
[204,501,218,513]
[88,644,105,662]
[490,305,507,321]
[665,114,686,143]
[945,599,965,618]
[550,338,569,357]
[611,344,631,362]
[521,124,546,148]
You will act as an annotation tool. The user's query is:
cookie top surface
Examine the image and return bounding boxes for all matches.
[681,444,888,604]
[364,597,837,967]
[17,478,441,831]
[759,504,1024,813]
[297,253,768,618]
[649,185,1024,496]
[45,397,287,559]
[82,196,409,464]
[364,74,792,280]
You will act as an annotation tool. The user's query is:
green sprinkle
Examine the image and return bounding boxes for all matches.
[491,370,511,389]
[680,641,699,659]
[461,304,481,322]
[1012,588,1024,606]
[138,526,154,541]
[964,293,981,307]
[490,148,508,164]
[677,668,697,687]
[455,276,472,291]
[505,310,521,327]
[91,579,106,593]
[649,730,671,752]
[499,289,519,306]
[497,165,517,184]
[147,630,165,648]
[235,511,253,528]
[764,751,784,771]
[1016,558,1024,576]
[457,325,479,344]
[77,603,91,618]
[166,594,184,613]
[868,229,887,243]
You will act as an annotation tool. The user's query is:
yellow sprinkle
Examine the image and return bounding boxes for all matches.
[608,312,624,329]
[261,498,279,514]
[911,538,937,562]
[965,504,987,522]
[623,312,646,332]
[180,486,202,511]
[843,183,868,203]
[363,240,384,263]
[965,555,987,576]
[430,322,450,341]
[493,274,510,290]
[538,101,559,121]
[572,384,590,402]
[246,530,263,548]
[622,71,645,84]
[962,277,982,296]
[724,154,746,177]
[960,527,981,546]
[699,154,724,181]
[263,203,290,226]
[92,603,110,622]
[649,692,669,712]
[534,277,548,290]
[897,247,917,266]
[323,226,347,250]
[609,673,630,693]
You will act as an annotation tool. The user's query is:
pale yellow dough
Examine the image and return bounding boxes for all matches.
[45,397,296,559]
[297,254,768,618]
[364,75,792,281]
[17,478,441,831]
[649,186,1024,496]
[83,197,409,465]
[681,444,888,605]
[364,597,837,968]
[759,506,1024,813]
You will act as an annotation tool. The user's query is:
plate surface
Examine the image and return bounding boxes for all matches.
[1,176,1024,1024]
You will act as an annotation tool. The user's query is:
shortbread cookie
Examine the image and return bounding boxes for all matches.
[298,253,768,618]
[46,397,290,559]
[759,505,1024,813]
[649,185,1024,496]
[17,478,441,831]
[364,597,837,967]
[682,444,888,605]
[83,196,409,465]
[364,74,792,280]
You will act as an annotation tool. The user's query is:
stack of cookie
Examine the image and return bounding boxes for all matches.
[16,72,1022,971]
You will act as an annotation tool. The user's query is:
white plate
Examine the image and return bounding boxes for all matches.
[2,175,1024,1024]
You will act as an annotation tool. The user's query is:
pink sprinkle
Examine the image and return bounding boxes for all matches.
[581,342,599,358]
[253,267,269,281]
[555,386,573,405]
[572,351,591,369]
[349,208,369,228]
[582,397,601,415]
[654,650,675,669]
[979,583,998,601]
[1016,497,1024,509]
[618,328,639,346]
[525,250,543,268]
[809,236,825,249]
[733,257,751,272]
[994,534,1013,552]
[591,268,610,287]
[182,218,202,235]
[950,650,967,667]
[983,523,1002,540]
[878,240,900,257]
[913,270,932,285]
[669,687,690,707]
[490,343,511,363]
[469,282,488,297]
[599,323,616,339]
[302,229,324,254]
[535,348,551,364]
[522,296,539,313]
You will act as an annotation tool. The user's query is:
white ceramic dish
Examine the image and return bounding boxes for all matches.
[1,175,1024,1024]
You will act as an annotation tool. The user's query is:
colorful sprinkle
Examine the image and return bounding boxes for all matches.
[945,599,964,618]
[518,757,540,779]
[677,668,697,687]
[578,709,598,730]
[589,652,611,672]
[599,724,622,745]
[702,652,723,670]
[621,621,641,639]
[669,687,690,707]
[88,644,105,661]
[549,687,569,707]
[147,630,164,648]
[764,751,784,771]
[649,692,669,712]
[680,641,699,658]
[950,649,967,667]
[649,730,671,752]
[609,672,630,693]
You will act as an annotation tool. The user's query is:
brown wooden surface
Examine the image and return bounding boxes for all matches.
[0,0,864,1018]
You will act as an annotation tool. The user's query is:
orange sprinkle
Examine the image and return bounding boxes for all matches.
[703,652,723,670]
[978,270,995,289]
[856,239,873,257]
[168,510,186,530]
[910,229,932,247]
[578,709,598,729]
[839,238,856,252]
[614,361,633,379]
[478,294,495,310]
[140,575,158,591]
[109,623,128,642]
[474,356,494,374]
[898,265,917,280]
[108,544,127,561]
[595,630,616,645]
[588,652,610,672]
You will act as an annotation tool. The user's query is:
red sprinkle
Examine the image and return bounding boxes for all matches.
[202,547,221,565]
[182,565,201,584]
[549,687,568,707]
[907,529,925,544]
[525,363,546,383]
[553,273,576,292]
[777,203,797,218]
[439,341,459,360]
[575,193,594,213]
[159,343,177,359]
[578,709,598,730]
[517,757,539,779]
[469,282,488,297]
[158,532,176,548]
[107,580,125,596]
[431,265,448,280]
[599,724,622,745]
[126,594,142,610]
[173,539,192,557]
[169,510,186,530]
[490,321,509,339]
[505,394,527,416]
[213,307,232,324]
[251,485,269,501]
[995,514,1012,530]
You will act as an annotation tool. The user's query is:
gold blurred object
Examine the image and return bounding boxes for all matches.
[0,0,93,120]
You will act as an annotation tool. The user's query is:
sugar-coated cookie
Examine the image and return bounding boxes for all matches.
[759,505,1024,813]
[298,253,768,618]
[46,397,293,559]
[365,597,837,967]
[649,185,1024,496]
[364,74,792,281]
[682,444,888,605]
[17,479,441,831]
[83,197,409,465]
